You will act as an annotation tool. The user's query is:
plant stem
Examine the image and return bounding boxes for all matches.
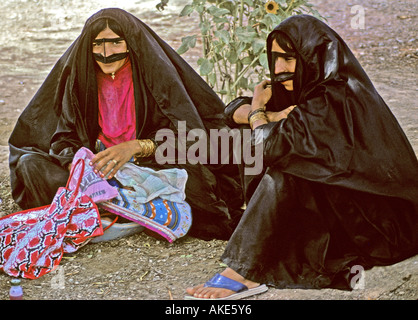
[232,0,245,99]
[286,0,295,14]
[230,56,258,91]
[199,13,208,57]
[239,0,244,26]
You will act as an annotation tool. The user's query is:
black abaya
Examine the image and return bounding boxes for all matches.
[221,15,418,289]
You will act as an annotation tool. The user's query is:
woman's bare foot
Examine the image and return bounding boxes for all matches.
[186,268,260,299]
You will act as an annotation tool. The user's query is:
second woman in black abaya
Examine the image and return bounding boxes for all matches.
[186,14,418,299]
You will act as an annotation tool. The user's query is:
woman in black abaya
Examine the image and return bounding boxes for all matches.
[186,15,418,299]
[8,8,243,241]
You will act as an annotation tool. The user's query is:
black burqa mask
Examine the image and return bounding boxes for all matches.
[270,52,296,83]
[92,37,129,64]
[264,32,300,110]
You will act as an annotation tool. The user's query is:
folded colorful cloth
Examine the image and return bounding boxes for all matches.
[114,162,188,204]
[93,141,192,242]
[99,194,192,243]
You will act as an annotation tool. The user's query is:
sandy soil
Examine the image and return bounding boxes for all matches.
[0,0,416,302]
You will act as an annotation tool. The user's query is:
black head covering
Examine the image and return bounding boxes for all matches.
[9,8,226,156]
[262,14,418,202]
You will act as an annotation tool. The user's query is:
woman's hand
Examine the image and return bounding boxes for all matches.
[248,80,273,129]
[90,140,137,179]
[266,105,297,122]
[251,80,272,111]
[232,80,274,125]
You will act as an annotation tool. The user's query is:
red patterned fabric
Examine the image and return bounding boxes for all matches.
[0,159,103,279]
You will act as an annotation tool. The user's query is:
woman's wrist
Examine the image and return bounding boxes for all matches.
[250,119,268,130]
[134,139,157,159]
[248,108,269,130]
[250,99,266,112]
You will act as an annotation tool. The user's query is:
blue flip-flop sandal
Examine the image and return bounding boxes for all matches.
[185,273,268,300]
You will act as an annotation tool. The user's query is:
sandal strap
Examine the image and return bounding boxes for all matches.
[102,215,119,231]
[204,273,248,293]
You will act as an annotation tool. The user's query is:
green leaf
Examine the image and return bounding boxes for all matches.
[252,38,265,54]
[213,16,229,24]
[213,43,223,54]
[176,35,196,55]
[214,29,230,45]
[199,21,211,35]
[238,76,248,90]
[207,6,230,17]
[199,59,214,76]
[226,49,238,64]
[197,57,205,66]
[180,4,194,17]
[270,13,282,25]
[194,4,204,14]
[259,53,269,70]
[236,42,248,56]
[236,60,243,74]
[241,56,253,65]
[261,13,282,28]
[176,44,188,55]
[235,27,257,44]
[219,0,235,13]
[208,72,217,87]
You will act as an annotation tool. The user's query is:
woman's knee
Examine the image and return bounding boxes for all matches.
[16,153,46,176]
[16,154,38,173]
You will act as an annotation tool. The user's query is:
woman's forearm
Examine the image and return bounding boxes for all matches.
[232,103,252,124]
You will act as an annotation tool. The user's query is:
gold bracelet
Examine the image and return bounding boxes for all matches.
[137,139,153,157]
[249,112,268,129]
[247,108,265,123]
[134,139,156,159]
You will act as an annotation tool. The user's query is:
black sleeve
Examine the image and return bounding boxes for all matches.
[223,96,252,128]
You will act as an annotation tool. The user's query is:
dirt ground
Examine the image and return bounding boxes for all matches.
[0,0,416,302]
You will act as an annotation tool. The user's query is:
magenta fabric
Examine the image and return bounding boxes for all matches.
[96,58,136,148]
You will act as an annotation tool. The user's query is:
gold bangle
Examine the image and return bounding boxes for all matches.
[249,112,268,129]
[247,108,265,123]
[134,139,156,159]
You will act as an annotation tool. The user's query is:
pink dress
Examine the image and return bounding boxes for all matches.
[96,58,136,148]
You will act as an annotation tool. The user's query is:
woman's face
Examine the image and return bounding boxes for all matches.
[93,27,128,75]
[271,39,296,91]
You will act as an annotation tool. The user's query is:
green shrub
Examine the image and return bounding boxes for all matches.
[157,0,324,103]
